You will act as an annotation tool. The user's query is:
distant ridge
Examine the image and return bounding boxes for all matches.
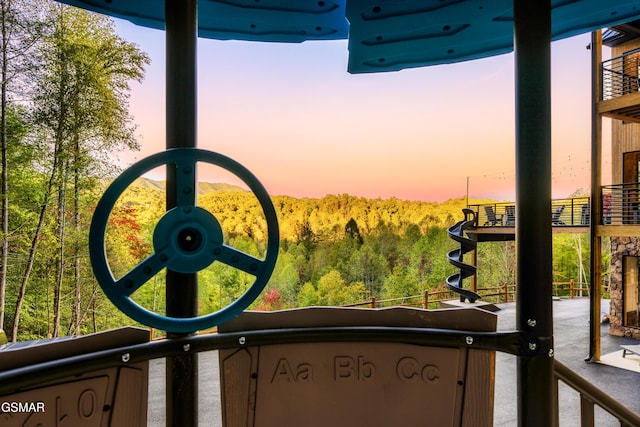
[132,178,247,195]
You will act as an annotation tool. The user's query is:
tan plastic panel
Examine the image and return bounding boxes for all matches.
[0,328,149,426]
[0,365,148,427]
[219,307,496,427]
[256,342,464,427]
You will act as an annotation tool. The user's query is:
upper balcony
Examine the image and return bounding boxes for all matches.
[467,196,590,240]
[599,48,640,123]
[466,185,640,239]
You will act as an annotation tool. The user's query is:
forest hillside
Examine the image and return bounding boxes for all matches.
[110,178,476,315]
[104,179,590,325]
[5,170,591,341]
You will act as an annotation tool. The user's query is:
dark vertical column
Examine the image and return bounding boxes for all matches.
[513,1,554,426]
[588,31,603,363]
[165,1,198,426]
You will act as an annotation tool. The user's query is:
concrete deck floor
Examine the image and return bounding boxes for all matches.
[493,298,639,426]
[147,298,640,426]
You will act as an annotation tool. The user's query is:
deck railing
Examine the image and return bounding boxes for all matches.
[344,281,599,309]
[553,280,593,298]
[554,360,640,427]
[468,185,640,228]
[601,48,640,101]
[469,197,590,228]
[601,183,640,225]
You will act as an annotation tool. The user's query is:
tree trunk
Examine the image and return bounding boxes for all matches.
[10,157,58,342]
[91,286,97,333]
[52,159,67,337]
[0,0,9,331]
[70,134,80,335]
[69,285,98,336]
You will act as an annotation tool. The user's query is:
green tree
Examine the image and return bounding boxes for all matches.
[10,2,148,340]
[477,241,515,290]
[345,217,363,245]
[0,105,29,329]
[296,282,318,307]
[381,264,421,300]
[552,234,590,288]
[316,270,366,306]
[269,251,301,307]
[405,226,454,293]
[0,0,45,331]
[347,244,389,297]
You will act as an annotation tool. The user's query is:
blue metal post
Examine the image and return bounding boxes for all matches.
[165,0,198,425]
[513,1,554,425]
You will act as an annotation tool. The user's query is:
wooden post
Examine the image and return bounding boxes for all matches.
[423,290,429,310]
[570,280,575,298]
[371,297,376,308]
[589,31,603,362]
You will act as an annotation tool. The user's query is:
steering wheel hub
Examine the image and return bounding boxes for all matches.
[153,206,223,274]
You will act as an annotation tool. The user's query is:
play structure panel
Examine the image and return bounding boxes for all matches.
[0,327,149,427]
[218,307,496,427]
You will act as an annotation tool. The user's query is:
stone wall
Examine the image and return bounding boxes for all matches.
[609,236,640,339]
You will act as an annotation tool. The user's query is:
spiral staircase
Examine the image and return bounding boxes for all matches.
[446,208,482,303]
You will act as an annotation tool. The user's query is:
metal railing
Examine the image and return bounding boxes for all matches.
[601,183,640,225]
[551,197,591,226]
[601,48,640,101]
[554,360,640,427]
[466,185,640,228]
[469,197,590,228]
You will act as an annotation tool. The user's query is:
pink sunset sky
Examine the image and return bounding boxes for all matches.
[113,19,611,203]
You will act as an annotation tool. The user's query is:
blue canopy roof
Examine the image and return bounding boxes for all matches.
[55,0,640,73]
[60,0,640,73]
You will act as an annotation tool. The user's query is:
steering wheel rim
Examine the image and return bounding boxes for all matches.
[89,148,279,333]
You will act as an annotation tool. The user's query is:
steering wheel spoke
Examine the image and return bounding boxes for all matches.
[173,156,198,207]
[89,148,279,333]
[211,244,265,276]
[116,253,169,296]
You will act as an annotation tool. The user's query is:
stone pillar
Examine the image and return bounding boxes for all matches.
[609,236,640,339]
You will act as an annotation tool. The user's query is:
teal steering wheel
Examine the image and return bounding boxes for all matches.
[89,148,279,333]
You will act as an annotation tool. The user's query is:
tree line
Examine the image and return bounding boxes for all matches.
[110,185,479,316]
[109,183,594,325]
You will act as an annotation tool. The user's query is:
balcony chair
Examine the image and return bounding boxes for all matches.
[483,206,503,226]
[552,205,565,226]
[581,203,590,225]
[505,205,516,226]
